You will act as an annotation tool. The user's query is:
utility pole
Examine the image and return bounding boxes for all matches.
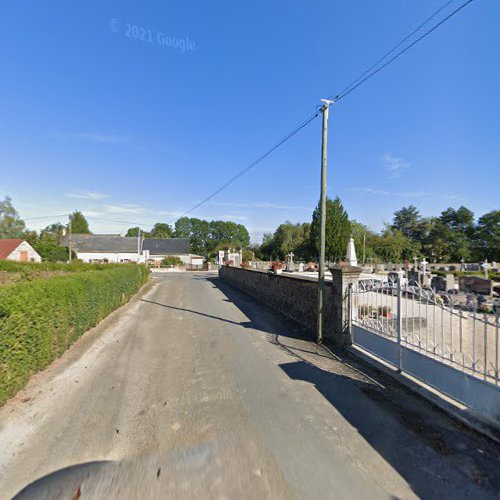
[68,214,72,264]
[363,232,366,265]
[138,227,141,261]
[317,98,334,344]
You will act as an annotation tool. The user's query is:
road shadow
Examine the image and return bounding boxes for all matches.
[200,274,500,499]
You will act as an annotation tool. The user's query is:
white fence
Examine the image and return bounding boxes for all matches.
[350,277,500,425]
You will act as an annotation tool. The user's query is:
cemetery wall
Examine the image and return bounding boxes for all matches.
[219,266,339,339]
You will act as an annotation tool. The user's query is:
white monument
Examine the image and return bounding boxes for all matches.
[346,237,358,267]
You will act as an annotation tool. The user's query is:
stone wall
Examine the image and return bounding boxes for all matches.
[219,266,343,341]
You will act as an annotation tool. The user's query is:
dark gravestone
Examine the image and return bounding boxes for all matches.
[407,270,419,286]
[449,265,456,271]
[431,276,446,292]
[468,263,481,272]
[459,276,492,295]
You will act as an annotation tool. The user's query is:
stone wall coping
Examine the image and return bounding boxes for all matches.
[221,265,331,286]
[328,265,363,275]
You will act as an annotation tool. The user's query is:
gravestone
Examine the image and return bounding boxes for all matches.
[469,263,481,272]
[459,276,493,295]
[446,273,455,292]
[407,270,419,286]
[431,276,446,292]
[298,262,304,272]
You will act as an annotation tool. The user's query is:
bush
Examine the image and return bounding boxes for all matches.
[0,264,149,405]
[160,256,183,267]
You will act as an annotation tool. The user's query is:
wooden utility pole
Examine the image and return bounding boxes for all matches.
[68,214,72,264]
[317,99,334,344]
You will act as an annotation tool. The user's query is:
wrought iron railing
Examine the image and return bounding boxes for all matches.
[351,277,499,385]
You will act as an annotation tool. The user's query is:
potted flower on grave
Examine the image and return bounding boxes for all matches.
[378,305,392,318]
[270,261,283,275]
[225,259,234,267]
[358,305,373,318]
[240,261,249,269]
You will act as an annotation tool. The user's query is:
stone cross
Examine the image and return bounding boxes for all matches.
[481,260,491,279]
[413,256,419,271]
[421,258,428,275]
[286,252,295,272]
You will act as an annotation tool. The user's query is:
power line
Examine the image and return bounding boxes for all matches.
[334,0,476,101]
[84,216,156,228]
[167,0,474,225]
[334,0,457,99]
[167,109,320,225]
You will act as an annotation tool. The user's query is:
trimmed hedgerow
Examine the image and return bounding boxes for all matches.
[0,264,149,405]
[0,260,122,273]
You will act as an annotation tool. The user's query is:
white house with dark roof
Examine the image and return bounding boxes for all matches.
[63,235,199,265]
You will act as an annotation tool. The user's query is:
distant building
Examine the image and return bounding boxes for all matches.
[63,235,142,263]
[62,234,200,266]
[0,239,42,262]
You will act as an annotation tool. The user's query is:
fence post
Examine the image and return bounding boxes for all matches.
[329,265,362,345]
[397,275,403,372]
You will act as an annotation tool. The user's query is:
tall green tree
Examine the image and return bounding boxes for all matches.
[68,211,91,234]
[0,196,26,238]
[309,197,351,262]
[150,223,172,238]
[473,210,500,261]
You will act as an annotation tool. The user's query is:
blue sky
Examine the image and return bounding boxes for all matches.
[1,0,498,242]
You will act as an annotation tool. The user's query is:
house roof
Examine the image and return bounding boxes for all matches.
[63,235,139,253]
[142,238,189,255]
[0,239,24,259]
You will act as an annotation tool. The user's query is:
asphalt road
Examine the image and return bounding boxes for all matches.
[0,272,499,499]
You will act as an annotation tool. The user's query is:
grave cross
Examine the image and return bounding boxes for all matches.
[421,258,428,275]
[481,260,491,279]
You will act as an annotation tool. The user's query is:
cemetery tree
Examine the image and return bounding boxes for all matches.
[208,220,250,252]
[391,205,428,247]
[437,206,475,261]
[474,210,500,261]
[150,223,172,238]
[69,211,91,234]
[261,222,311,260]
[371,228,416,262]
[309,197,351,262]
[0,196,26,238]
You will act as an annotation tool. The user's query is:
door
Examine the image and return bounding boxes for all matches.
[19,250,28,262]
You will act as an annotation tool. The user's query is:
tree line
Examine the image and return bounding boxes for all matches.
[254,200,499,264]
[1,195,497,263]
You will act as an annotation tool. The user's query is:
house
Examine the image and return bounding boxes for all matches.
[0,239,42,262]
[141,238,202,267]
[64,235,142,263]
[62,235,200,266]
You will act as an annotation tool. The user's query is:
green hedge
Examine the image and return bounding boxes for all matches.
[0,260,121,273]
[0,264,149,405]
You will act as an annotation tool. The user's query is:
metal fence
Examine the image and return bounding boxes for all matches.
[351,277,499,386]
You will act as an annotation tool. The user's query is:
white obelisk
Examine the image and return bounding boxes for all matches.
[346,237,358,266]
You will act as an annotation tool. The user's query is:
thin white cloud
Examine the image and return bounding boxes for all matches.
[65,191,109,200]
[104,204,148,214]
[53,132,130,144]
[349,187,428,198]
[207,201,312,211]
[381,153,410,178]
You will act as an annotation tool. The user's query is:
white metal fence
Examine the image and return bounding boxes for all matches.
[351,277,499,386]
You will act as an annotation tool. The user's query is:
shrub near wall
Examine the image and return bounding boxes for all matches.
[0,264,149,405]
